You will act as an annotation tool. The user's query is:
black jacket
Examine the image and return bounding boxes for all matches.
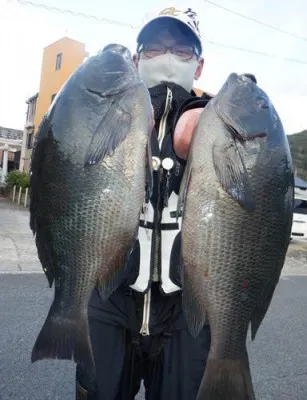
[123,82,212,294]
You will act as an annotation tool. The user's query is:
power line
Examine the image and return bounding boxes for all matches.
[8,0,139,29]
[203,0,307,43]
[8,0,307,65]
[206,40,307,65]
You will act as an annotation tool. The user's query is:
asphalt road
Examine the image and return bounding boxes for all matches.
[1,198,307,400]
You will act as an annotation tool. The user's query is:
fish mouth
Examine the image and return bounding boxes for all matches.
[240,73,257,84]
[214,72,271,142]
[228,125,267,142]
[101,43,132,60]
[214,95,269,142]
[87,84,124,99]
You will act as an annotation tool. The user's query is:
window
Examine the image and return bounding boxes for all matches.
[26,96,38,123]
[32,98,37,118]
[27,133,33,149]
[56,53,62,70]
[294,199,307,215]
[26,107,30,123]
[51,93,57,103]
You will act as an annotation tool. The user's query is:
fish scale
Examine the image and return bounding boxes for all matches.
[179,73,294,399]
[29,44,153,373]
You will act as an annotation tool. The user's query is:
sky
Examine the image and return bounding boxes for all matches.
[1,0,307,135]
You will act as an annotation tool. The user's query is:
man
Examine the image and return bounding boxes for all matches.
[76,6,213,400]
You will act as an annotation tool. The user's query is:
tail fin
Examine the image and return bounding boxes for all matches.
[31,302,95,375]
[197,358,255,400]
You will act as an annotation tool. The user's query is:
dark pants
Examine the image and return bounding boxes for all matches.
[76,284,211,400]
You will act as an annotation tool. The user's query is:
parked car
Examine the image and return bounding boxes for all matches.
[291,196,307,239]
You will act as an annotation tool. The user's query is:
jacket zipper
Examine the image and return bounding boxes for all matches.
[140,288,151,336]
[158,88,173,147]
[139,87,173,337]
[153,87,173,277]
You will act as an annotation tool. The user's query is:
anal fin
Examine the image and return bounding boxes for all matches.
[97,243,135,301]
[182,266,208,338]
[250,280,279,340]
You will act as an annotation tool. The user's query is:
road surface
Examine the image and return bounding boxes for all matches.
[1,198,307,399]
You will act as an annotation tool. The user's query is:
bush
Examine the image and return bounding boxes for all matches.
[5,170,30,189]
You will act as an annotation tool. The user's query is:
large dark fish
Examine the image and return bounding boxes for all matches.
[29,44,153,373]
[178,73,294,399]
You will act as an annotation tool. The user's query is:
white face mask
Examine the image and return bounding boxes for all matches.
[138,53,199,93]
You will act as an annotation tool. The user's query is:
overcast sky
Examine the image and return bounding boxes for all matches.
[1,0,307,134]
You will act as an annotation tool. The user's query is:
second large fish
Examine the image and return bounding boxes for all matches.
[178,73,294,399]
[29,44,153,373]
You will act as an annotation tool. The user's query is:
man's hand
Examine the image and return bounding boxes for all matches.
[173,108,204,160]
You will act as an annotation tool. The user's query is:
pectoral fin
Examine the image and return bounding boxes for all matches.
[84,98,131,166]
[212,142,256,211]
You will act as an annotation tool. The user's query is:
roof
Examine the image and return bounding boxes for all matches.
[0,126,23,141]
[44,36,86,50]
[295,176,307,189]
[26,93,39,104]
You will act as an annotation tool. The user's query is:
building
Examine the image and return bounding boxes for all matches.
[0,126,23,184]
[20,37,88,172]
[19,93,38,172]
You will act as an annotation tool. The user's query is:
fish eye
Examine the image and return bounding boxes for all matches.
[256,96,269,109]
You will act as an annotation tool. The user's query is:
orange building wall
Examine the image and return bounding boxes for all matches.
[34,37,87,134]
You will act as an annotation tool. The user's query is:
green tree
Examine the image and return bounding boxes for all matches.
[5,170,30,189]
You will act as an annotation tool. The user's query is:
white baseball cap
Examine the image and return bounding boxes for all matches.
[137,6,202,55]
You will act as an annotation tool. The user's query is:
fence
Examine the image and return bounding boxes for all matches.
[8,185,30,208]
